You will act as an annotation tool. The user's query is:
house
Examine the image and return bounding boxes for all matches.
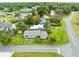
[43,15,49,19]
[24,30,48,39]
[50,10,55,16]
[15,16,22,21]
[32,5,39,10]
[20,12,32,19]
[21,8,32,13]
[20,13,28,19]
[0,12,6,16]
[0,12,15,17]
[6,12,15,16]
[0,24,16,31]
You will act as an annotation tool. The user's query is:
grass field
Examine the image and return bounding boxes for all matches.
[71,12,79,39]
[12,52,63,57]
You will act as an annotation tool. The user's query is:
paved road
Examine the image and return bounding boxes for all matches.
[65,11,79,57]
[0,52,12,57]
[0,45,73,57]
[0,12,79,57]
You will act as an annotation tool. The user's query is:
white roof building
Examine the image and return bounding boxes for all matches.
[50,10,55,16]
[30,24,44,30]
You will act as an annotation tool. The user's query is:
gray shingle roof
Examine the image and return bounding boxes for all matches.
[0,24,13,28]
[24,30,48,39]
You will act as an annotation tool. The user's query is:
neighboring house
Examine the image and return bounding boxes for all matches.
[0,12,15,16]
[20,12,32,19]
[24,30,48,39]
[50,10,55,16]
[15,16,22,21]
[20,13,28,19]
[6,12,15,16]
[0,12,6,16]
[0,24,16,31]
[21,8,32,13]
[43,15,49,19]
[32,5,39,10]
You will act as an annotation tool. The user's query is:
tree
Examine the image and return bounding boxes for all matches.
[23,15,34,25]
[0,6,4,10]
[48,34,56,42]
[37,5,50,17]
[32,15,41,25]
[43,22,51,34]
[0,29,13,45]
[51,9,63,25]
[32,9,37,16]
[8,7,14,12]
[16,22,27,32]
[53,14,62,25]
[63,8,71,15]
[14,11,20,17]
[55,9,63,15]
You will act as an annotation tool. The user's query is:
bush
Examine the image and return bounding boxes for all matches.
[10,19,17,23]
[48,34,56,42]
[33,38,42,44]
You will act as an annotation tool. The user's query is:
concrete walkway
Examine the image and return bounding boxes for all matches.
[0,52,13,57]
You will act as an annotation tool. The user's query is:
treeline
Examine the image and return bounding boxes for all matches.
[0,2,79,14]
[0,2,39,10]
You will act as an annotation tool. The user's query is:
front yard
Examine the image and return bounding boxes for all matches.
[12,52,63,57]
[8,23,69,45]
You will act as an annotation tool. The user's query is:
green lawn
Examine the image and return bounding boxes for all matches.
[9,22,69,45]
[7,16,69,45]
[0,16,15,23]
[71,12,79,39]
[63,14,71,19]
[12,52,63,57]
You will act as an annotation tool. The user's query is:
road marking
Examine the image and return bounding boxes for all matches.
[58,48,60,54]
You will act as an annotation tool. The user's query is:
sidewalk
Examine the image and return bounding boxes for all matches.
[0,52,13,57]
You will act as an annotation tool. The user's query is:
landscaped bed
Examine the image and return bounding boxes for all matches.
[12,52,63,57]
